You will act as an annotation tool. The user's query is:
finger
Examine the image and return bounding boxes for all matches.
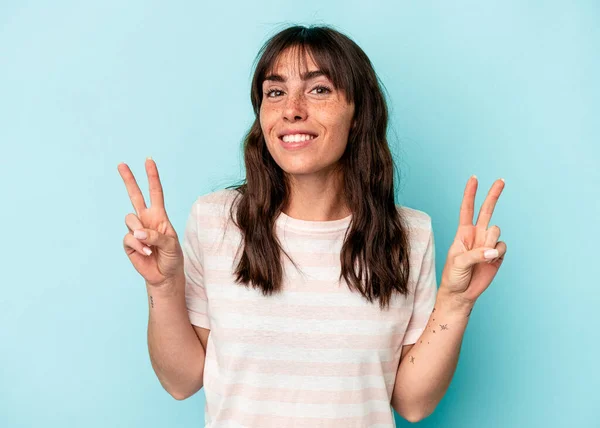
[145,158,165,210]
[497,241,507,259]
[125,212,143,234]
[487,241,507,264]
[459,175,478,226]
[123,233,153,256]
[132,227,173,250]
[455,241,506,269]
[475,179,505,229]
[118,163,147,215]
[484,225,501,249]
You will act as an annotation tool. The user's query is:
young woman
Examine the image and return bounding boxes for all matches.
[118,25,506,427]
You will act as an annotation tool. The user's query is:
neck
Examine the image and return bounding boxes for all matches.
[282,171,350,221]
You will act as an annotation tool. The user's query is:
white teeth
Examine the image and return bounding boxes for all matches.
[282,134,316,143]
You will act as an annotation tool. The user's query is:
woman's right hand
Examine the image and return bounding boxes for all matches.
[118,158,184,288]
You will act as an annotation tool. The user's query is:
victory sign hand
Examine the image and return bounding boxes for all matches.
[118,158,184,287]
[438,176,507,307]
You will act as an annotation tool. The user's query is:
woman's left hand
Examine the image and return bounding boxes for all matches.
[438,176,507,308]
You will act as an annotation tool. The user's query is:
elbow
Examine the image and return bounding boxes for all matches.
[404,412,425,423]
[169,386,191,401]
[392,398,430,423]
[171,391,188,401]
[393,400,435,423]
[404,406,435,423]
[169,382,204,401]
[393,406,423,423]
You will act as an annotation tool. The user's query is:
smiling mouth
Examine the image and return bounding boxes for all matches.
[278,134,319,149]
[279,134,318,143]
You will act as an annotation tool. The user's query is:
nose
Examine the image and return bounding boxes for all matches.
[283,91,307,122]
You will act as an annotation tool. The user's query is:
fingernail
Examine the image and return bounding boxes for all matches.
[484,249,499,259]
[146,156,152,161]
[142,247,152,256]
[134,229,147,240]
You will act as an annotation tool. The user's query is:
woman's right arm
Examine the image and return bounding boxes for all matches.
[146,275,207,400]
[118,158,208,400]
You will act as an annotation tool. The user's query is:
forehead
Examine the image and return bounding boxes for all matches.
[268,46,320,76]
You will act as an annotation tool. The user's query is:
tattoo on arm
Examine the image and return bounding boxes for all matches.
[440,324,448,330]
[410,356,415,364]
[150,295,154,308]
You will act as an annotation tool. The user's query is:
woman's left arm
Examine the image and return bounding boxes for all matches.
[391,176,508,422]
[391,290,473,422]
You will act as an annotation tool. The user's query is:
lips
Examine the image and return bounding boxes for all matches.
[278,134,318,150]
[277,130,319,139]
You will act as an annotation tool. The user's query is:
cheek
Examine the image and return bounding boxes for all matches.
[320,102,353,128]
[323,115,353,140]
[260,107,278,133]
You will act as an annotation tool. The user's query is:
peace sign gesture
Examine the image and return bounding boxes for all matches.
[438,176,507,307]
[118,158,184,288]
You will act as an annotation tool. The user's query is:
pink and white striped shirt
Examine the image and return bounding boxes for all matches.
[183,189,437,427]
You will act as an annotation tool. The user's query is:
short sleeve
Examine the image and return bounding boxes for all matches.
[182,200,211,329]
[401,218,438,345]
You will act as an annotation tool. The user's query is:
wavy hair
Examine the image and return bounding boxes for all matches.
[225,24,411,310]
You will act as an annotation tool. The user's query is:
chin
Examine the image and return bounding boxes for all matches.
[280,166,318,176]
[283,161,335,177]
[275,158,315,173]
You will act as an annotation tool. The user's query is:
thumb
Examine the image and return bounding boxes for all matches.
[133,228,173,250]
[455,247,499,269]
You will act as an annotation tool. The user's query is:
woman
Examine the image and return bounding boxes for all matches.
[118,25,507,426]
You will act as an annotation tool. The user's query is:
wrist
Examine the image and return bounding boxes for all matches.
[435,286,475,318]
[146,275,184,297]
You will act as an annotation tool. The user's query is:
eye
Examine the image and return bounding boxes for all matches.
[311,85,332,95]
[264,85,332,98]
[265,89,283,98]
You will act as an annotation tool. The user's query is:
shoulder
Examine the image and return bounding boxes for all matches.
[395,205,434,258]
[188,188,243,244]
[192,187,241,216]
[396,205,432,232]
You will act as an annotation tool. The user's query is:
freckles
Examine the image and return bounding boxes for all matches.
[260,107,280,127]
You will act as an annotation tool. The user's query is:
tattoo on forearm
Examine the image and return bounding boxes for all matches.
[150,295,154,308]
[440,324,448,330]
[410,356,415,364]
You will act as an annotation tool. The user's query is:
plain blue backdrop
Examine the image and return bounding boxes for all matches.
[1,1,598,427]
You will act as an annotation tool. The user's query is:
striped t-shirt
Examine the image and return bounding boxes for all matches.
[182,189,437,428]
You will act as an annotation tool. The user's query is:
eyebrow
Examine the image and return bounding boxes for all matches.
[263,70,328,83]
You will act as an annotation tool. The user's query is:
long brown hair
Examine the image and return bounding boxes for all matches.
[225,24,411,310]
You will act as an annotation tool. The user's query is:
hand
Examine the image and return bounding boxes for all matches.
[118,158,184,287]
[438,176,507,306]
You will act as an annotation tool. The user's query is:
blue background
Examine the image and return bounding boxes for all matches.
[1,1,598,427]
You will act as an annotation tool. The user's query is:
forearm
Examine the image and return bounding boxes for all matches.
[391,290,473,420]
[146,276,206,400]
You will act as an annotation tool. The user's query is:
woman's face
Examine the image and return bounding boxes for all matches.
[259,47,355,178]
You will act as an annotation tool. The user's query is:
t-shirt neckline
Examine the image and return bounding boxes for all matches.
[275,210,352,233]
